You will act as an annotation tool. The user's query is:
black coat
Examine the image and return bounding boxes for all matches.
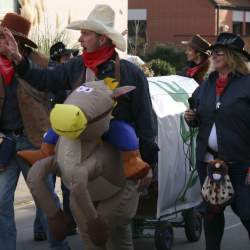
[16,54,159,166]
[190,71,250,162]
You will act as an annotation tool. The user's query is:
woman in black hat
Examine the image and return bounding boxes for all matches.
[184,32,250,250]
[182,34,211,84]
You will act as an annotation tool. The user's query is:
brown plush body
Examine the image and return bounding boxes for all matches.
[27,81,139,250]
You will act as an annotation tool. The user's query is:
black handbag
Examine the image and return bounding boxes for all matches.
[0,135,16,172]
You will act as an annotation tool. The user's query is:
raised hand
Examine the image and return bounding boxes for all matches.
[0,27,22,63]
[136,168,153,192]
[184,108,197,122]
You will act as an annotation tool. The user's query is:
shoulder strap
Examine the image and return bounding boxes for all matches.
[0,76,5,118]
[0,75,5,102]
[16,77,48,107]
[71,70,85,90]
[114,53,121,83]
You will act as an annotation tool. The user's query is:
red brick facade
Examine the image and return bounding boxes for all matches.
[128,0,250,47]
[129,0,216,46]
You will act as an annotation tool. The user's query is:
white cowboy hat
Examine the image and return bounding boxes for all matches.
[67,4,126,52]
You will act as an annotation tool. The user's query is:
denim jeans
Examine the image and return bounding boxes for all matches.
[33,209,45,235]
[0,132,70,250]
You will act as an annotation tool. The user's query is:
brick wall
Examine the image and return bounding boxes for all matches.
[129,0,217,47]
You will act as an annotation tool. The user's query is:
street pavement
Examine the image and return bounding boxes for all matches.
[15,175,249,250]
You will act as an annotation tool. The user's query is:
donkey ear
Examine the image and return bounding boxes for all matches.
[111,86,136,99]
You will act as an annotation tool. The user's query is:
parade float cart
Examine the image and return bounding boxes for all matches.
[133,75,202,250]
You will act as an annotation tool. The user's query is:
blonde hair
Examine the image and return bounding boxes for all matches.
[223,47,250,75]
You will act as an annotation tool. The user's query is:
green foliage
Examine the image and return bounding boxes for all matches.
[129,58,154,77]
[145,44,186,71]
[128,36,147,58]
[146,59,176,76]
[138,64,154,77]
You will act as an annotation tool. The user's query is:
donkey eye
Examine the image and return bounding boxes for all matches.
[76,86,93,93]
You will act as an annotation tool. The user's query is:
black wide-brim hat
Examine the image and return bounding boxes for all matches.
[54,48,78,57]
[210,32,250,61]
[50,42,79,60]
[0,13,37,49]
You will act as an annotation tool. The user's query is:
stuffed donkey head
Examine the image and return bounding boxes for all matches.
[50,80,135,141]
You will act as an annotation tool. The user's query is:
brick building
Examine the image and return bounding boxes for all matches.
[128,0,250,47]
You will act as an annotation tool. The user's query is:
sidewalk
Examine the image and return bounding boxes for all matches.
[16,203,84,250]
[15,175,61,206]
[15,176,84,250]
[15,175,33,205]
[14,176,248,250]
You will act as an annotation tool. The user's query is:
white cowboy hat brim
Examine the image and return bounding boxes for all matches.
[67,20,126,52]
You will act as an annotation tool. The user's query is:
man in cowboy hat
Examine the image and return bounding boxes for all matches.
[1,4,158,250]
[0,13,71,250]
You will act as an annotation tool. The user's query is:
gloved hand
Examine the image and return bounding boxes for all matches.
[48,209,75,241]
[87,216,109,246]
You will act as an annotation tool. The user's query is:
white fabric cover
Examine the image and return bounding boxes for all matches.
[148,75,201,219]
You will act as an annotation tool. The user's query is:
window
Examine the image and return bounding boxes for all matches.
[232,10,243,35]
[246,23,250,36]
[0,0,17,15]
[128,9,148,55]
[233,22,243,35]
[128,9,147,21]
[246,11,250,36]
[128,20,147,40]
[128,20,147,55]
[231,11,250,36]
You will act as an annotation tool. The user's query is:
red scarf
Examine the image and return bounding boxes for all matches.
[82,45,115,75]
[216,75,229,96]
[0,55,14,86]
[186,61,205,78]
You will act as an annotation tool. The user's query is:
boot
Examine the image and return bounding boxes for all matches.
[122,150,150,179]
[17,142,55,166]
[48,209,75,241]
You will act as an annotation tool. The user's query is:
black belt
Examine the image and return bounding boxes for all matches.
[207,146,218,158]
[1,127,24,136]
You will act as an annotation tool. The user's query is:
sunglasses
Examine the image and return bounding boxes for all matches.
[211,49,225,56]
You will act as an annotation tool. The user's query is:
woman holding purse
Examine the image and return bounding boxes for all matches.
[184,32,250,250]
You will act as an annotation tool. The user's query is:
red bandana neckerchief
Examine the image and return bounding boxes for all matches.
[216,75,229,96]
[186,60,206,78]
[82,45,115,75]
[0,55,14,86]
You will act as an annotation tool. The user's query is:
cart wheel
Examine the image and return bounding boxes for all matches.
[184,209,202,242]
[154,221,173,250]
